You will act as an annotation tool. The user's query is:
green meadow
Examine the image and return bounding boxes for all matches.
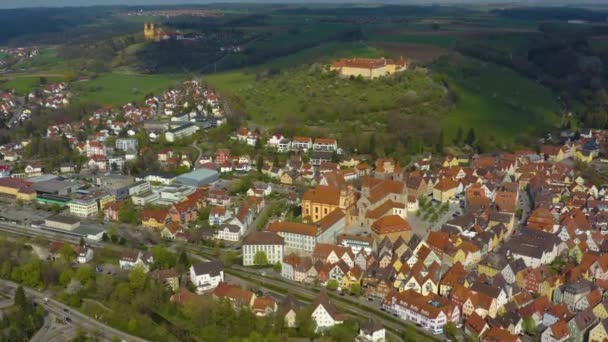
[433,57,560,143]
[72,72,184,106]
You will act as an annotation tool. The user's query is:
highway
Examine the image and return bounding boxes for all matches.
[0,278,147,342]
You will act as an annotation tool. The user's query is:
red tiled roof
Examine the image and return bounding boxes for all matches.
[371,215,411,235]
[267,221,317,236]
[302,185,340,206]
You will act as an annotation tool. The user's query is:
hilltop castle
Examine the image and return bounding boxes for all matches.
[330,56,407,80]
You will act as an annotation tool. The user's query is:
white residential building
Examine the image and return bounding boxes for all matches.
[76,246,94,264]
[312,138,338,152]
[215,224,241,242]
[358,319,386,342]
[311,291,344,331]
[242,232,284,266]
[277,139,291,153]
[115,138,138,152]
[190,261,224,294]
[267,221,316,252]
[382,290,460,335]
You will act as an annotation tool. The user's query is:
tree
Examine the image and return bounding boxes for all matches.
[273,261,281,273]
[351,283,361,296]
[254,137,262,151]
[59,244,76,262]
[128,267,146,291]
[328,318,358,341]
[151,246,177,269]
[454,126,463,145]
[178,250,190,269]
[435,129,444,154]
[523,317,537,335]
[59,268,75,286]
[253,250,269,266]
[75,266,95,286]
[296,308,317,338]
[14,286,26,309]
[444,322,457,341]
[327,279,339,291]
[256,155,263,173]
[465,128,476,146]
[369,134,377,158]
[19,259,42,288]
[118,198,138,225]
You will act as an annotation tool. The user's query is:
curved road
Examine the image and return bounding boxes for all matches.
[0,279,148,342]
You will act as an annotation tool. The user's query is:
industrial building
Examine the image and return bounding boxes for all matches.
[176,168,219,187]
[44,215,81,230]
[165,123,199,142]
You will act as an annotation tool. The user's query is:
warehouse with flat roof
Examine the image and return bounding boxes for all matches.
[175,168,219,187]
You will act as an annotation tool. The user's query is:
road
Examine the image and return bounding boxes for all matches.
[190,141,203,167]
[0,278,147,342]
[225,266,433,342]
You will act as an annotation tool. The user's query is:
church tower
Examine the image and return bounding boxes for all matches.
[144,23,156,41]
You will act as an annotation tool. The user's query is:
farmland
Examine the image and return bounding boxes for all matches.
[1,75,66,94]
[71,72,184,106]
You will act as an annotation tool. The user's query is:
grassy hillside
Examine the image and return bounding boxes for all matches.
[71,72,184,106]
[432,56,560,146]
[2,75,66,94]
[206,66,451,155]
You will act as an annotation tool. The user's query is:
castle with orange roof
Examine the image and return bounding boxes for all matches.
[330,56,407,79]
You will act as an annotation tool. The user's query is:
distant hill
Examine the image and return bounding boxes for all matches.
[0,0,603,10]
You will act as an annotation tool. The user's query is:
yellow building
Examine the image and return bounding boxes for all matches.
[589,320,608,342]
[341,267,363,290]
[142,208,169,230]
[98,194,116,212]
[0,178,36,201]
[442,156,459,168]
[593,302,608,320]
[541,146,565,162]
[574,150,594,163]
[433,178,458,203]
[539,276,562,301]
[302,185,344,223]
[330,57,407,80]
[144,22,169,42]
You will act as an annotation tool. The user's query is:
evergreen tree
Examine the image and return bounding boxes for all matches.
[369,134,377,158]
[435,129,444,154]
[14,286,26,309]
[465,128,476,146]
[256,155,263,173]
[454,126,463,145]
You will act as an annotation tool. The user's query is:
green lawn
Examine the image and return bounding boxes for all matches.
[16,47,67,73]
[433,57,560,144]
[2,75,65,94]
[72,72,184,106]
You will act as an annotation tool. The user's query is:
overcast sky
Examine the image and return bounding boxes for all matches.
[1,0,607,10]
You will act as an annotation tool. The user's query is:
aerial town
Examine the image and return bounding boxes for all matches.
[0,70,606,342]
[1,2,608,342]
